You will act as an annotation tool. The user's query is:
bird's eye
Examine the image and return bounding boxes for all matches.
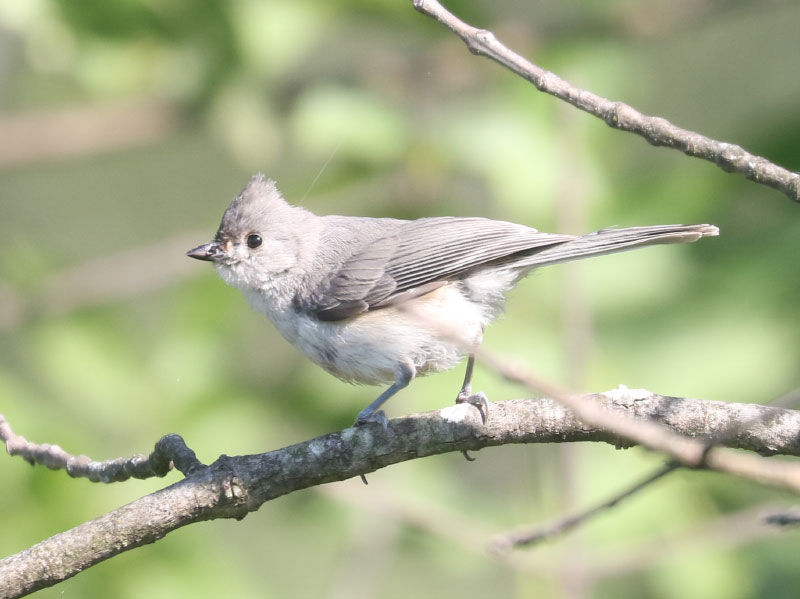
[246,233,263,249]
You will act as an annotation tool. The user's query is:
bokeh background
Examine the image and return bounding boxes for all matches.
[1,0,799,597]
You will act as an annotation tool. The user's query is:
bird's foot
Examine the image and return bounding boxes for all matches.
[461,450,477,462]
[456,389,489,424]
[354,409,388,430]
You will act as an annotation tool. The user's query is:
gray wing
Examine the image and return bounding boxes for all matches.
[311,216,573,321]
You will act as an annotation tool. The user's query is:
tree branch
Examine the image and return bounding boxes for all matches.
[764,509,800,527]
[0,100,180,167]
[0,232,206,334]
[2,390,800,597]
[411,0,800,203]
[489,463,679,551]
[1,416,203,482]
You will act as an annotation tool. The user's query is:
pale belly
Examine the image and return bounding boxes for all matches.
[292,285,489,385]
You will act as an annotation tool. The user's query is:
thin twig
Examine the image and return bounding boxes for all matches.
[763,509,800,527]
[490,381,800,550]
[411,0,800,203]
[0,415,203,482]
[490,463,679,552]
[318,475,799,585]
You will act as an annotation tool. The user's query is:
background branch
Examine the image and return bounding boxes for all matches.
[0,233,205,334]
[489,463,679,551]
[412,0,800,203]
[2,390,800,598]
[0,100,180,167]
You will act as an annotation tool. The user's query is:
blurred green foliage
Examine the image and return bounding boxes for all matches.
[1,0,799,597]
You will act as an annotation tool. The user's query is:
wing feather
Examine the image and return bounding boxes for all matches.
[310,216,572,321]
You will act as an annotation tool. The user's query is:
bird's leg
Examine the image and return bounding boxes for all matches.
[456,353,489,424]
[354,362,416,429]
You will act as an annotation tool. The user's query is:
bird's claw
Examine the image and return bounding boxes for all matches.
[456,390,489,424]
[461,450,476,462]
[354,409,388,430]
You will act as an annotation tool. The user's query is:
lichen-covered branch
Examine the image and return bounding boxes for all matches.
[411,0,800,203]
[2,390,800,598]
[0,416,203,483]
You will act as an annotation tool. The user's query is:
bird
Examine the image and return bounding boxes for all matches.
[187,174,718,427]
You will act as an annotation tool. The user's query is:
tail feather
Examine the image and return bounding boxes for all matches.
[512,223,719,269]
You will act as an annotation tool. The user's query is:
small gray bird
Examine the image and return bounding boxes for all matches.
[188,174,718,426]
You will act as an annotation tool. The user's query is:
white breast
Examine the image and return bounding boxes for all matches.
[290,284,490,385]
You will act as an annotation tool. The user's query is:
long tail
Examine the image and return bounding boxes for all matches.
[513,223,719,269]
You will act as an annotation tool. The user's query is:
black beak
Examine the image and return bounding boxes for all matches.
[186,241,224,262]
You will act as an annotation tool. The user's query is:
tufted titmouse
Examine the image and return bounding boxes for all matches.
[187,174,718,426]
